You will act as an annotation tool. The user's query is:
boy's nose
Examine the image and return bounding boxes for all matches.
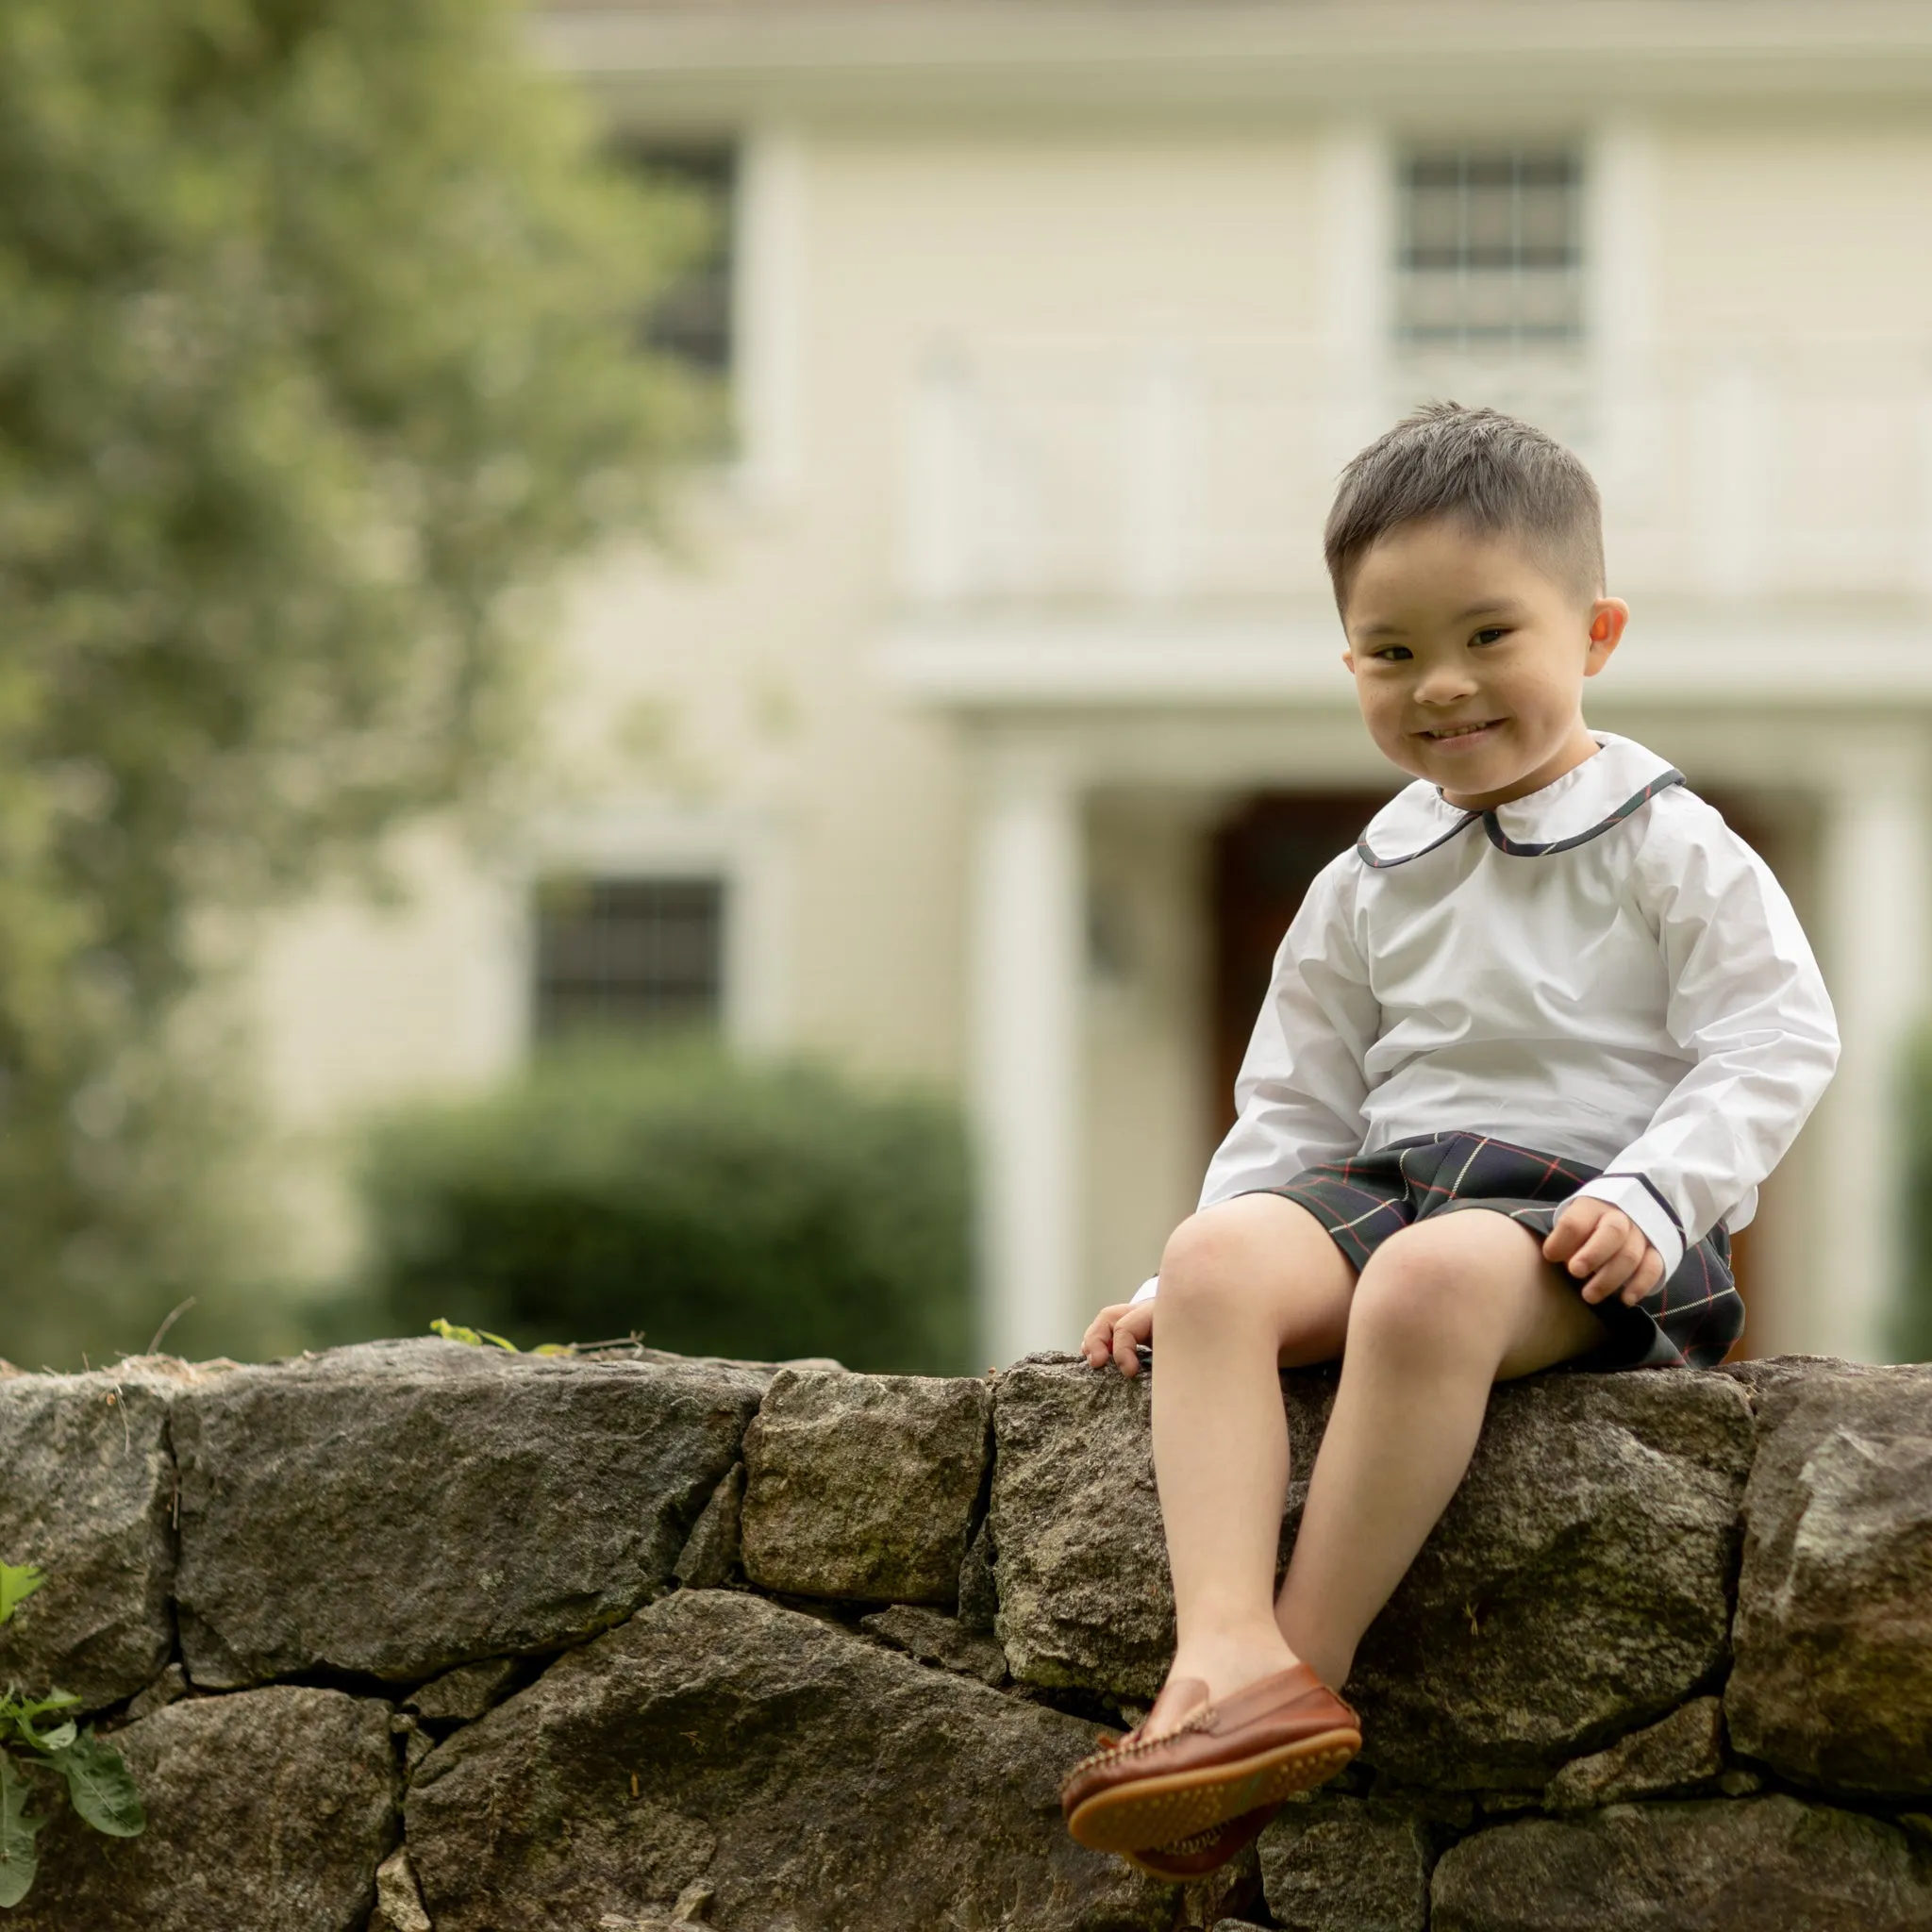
[1415,667,1478,704]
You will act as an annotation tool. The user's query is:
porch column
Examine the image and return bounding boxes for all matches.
[970,746,1085,1368]
[1809,739,1932,1361]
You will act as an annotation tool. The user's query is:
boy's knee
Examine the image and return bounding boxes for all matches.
[1158,1208,1262,1315]
[1348,1227,1488,1364]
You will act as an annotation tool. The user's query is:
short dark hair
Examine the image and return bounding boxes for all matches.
[1323,402,1605,608]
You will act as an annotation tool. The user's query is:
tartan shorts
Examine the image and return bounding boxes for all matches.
[1260,1131,1740,1371]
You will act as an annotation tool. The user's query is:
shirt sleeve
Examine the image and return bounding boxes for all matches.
[1127,857,1377,1304]
[1568,799,1840,1278]
[1198,854,1381,1212]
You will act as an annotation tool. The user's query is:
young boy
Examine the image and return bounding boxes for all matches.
[1057,403,1839,1880]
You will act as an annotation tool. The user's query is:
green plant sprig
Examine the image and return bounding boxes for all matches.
[0,1562,145,1910]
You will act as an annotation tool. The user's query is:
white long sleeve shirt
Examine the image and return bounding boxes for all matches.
[1135,734,1838,1300]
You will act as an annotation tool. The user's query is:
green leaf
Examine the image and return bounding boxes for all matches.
[2,1692,79,1727]
[50,1733,144,1839]
[429,1318,518,1351]
[0,1751,46,1908]
[1,1690,81,1754]
[0,1566,44,1630]
[16,1717,75,1756]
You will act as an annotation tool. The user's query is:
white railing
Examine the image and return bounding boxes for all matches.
[902,338,1932,608]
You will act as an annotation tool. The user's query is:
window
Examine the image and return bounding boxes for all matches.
[619,142,737,378]
[1397,147,1584,349]
[532,876,725,1042]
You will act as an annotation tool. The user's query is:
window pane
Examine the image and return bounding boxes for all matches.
[1517,182,1578,264]
[1396,145,1584,349]
[533,876,725,1041]
[1464,180,1517,261]
[617,142,737,377]
[1406,182,1467,266]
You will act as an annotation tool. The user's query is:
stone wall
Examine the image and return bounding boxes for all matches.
[1,1338,1929,1931]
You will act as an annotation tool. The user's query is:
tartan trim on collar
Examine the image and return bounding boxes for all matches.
[1355,770,1687,869]
[1481,770,1688,858]
[1355,810,1480,870]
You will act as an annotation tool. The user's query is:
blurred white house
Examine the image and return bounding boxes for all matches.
[251,0,1932,1365]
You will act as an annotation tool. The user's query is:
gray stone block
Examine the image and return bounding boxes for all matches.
[672,1459,744,1589]
[174,1339,764,1685]
[4,1685,397,1931]
[990,1355,1208,1698]
[1431,1796,1932,1931]
[372,1847,432,1932]
[402,1657,520,1724]
[990,1357,1753,1789]
[406,1588,1176,1931]
[858,1602,1008,1686]
[740,1368,992,1604]
[1345,1371,1753,1788]
[1727,1361,1932,1797]
[0,1369,177,1711]
[958,1513,999,1632]
[1259,1793,1432,1932]
[1542,1697,1724,1811]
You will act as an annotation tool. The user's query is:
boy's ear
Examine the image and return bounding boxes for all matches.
[1584,597,1630,675]
[1341,647,1356,674]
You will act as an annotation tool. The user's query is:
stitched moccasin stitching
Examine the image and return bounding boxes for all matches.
[1060,1704,1219,1790]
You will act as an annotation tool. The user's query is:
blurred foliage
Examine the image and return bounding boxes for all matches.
[0,0,707,1370]
[339,1046,975,1376]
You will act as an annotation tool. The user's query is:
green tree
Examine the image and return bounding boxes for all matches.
[0,0,701,1367]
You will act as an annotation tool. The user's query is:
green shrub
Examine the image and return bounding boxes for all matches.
[352,1048,974,1374]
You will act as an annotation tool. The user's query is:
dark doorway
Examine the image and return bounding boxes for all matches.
[1209,792,1394,1134]
[1208,787,1772,1358]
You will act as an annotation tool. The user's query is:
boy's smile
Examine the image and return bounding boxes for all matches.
[1339,518,1628,811]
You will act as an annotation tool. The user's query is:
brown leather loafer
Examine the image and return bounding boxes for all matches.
[1059,1663,1358,1855]
[1120,1800,1282,1880]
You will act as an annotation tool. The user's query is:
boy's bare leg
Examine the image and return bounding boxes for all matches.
[1139,1193,1356,1732]
[1274,1209,1607,1692]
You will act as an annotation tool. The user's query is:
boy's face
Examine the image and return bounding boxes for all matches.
[1339,517,1628,811]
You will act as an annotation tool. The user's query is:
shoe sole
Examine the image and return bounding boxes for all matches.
[1118,1802,1282,1881]
[1066,1728,1359,1855]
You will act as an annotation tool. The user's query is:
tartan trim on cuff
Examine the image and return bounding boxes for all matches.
[1571,1174,1687,1280]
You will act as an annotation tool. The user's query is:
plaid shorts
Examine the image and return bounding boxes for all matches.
[1262,1132,1740,1371]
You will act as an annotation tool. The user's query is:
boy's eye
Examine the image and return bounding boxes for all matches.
[1371,645,1412,661]
[1471,626,1508,646]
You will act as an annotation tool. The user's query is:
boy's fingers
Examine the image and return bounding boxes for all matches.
[1112,1304,1154,1376]
[1619,1248,1665,1306]
[1541,1214,1587,1262]
[1081,1307,1123,1368]
[1563,1216,1627,1279]
[1578,1233,1641,1304]
[1080,1301,1152,1374]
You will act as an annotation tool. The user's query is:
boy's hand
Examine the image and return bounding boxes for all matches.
[1081,1299,1155,1377]
[1543,1199,1664,1307]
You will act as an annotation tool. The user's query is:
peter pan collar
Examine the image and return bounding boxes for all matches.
[1355,735,1686,869]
